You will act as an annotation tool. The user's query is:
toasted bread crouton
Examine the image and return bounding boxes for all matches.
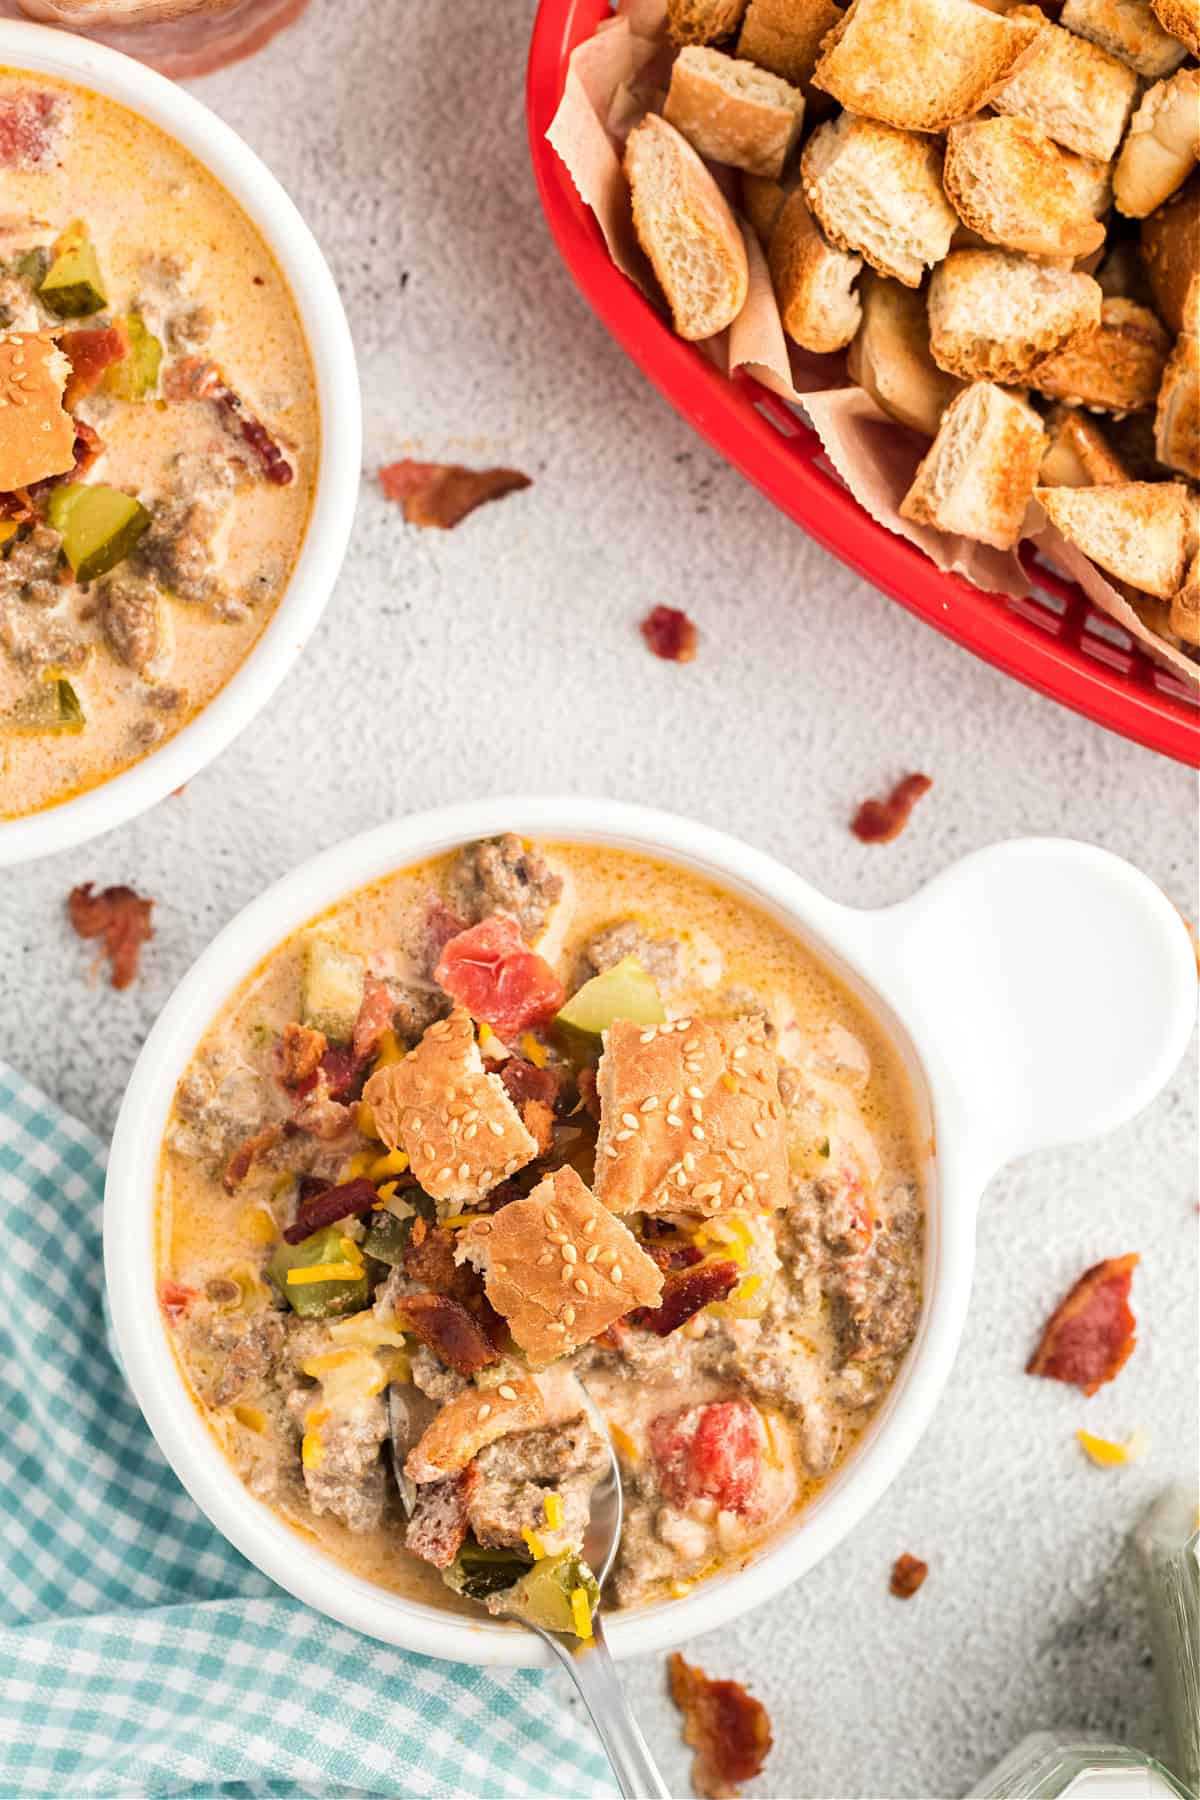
[669,0,751,43]
[1170,550,1200,645]
[1060,0,1188,73]
[943,116,1107,260]
[1150,0,1200,53]
[737,0,845,93]
[810,0,1043,132]
[801,113,958,287]
[768,187,863,350]
[1113,69,1200,218]
[928,251,1102,383]
[993,8,1139,163]
[1060,150,1115,227]
[1038,480,1193,595]
[743,170,798,243]
[901,380,1047,548]
[1155,332,1200,478]
[625,115,750,340]
[848,272,963,435]
[664,47,806,178]
[1140,175,1200,335]
[1028,295,1171,412]
[1040,406,1132,485]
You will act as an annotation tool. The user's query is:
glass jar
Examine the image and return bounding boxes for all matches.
[0,0,310,77]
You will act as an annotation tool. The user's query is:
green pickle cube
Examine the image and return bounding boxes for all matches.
[47,484,151,584]
[556,955,666,1043]
[104,314,163,400]
[268,1224,369,1320]
[506,1551,600,1635]
[37,220,107,318]
[0,677,84,736]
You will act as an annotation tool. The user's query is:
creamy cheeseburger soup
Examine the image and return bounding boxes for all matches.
[0,73,317,820]
[159,838,925,1633]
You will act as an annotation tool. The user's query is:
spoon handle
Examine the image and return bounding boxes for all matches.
[539,1613,671,1800]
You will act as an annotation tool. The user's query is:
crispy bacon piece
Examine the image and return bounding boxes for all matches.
[0,489,35,523]
[521,1098,556,1158]
[0,90,61,170]
[435,914,564,1040]
[576,1065,602,1122]
[890,1553,929,1598]
[851,773,933,844]
[426,899,468,960]
[163,356,292,484]
[403,1220,479,1303]
[406,1466,479,1569]
[379,459,532,529]
[632,1258,739,1336]
[275,1021,328,1089]
[1027,1254,1139,1396]
[222,1123,284,1193]
[61,324,129,411]
[67,883,154,990]
[313,1044,366,1102]
[498,1057,561,1111]
[668,1653,773,1800]
[641,605,698,663]
[290,1074,352,1141]
[282,1176,379,1246]
[352,975,395,1063]
[159,1279,198,1323]
[396,1292,500,1378]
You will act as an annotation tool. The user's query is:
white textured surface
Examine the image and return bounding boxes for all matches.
[0,4,1197,1797]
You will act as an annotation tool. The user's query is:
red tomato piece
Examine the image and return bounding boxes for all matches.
[0,91,60,170]
[434,914,564,1040]
[61,325,129,411]
[649,1399,763,1516]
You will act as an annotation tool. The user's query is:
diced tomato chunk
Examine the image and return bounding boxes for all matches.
[434,914,564,1040]
[0,90,60,170]
[159,1280,198,1323]
[649,1399,763,1516]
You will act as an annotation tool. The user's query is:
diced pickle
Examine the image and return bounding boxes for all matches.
[0,676,84,736]
[268,1224,370,1320]
[442,1538,530,1602]
[10,246,50,287]
[301,938,366,1043]
[37,220,107,318]
[47,483,151,584]
[104,314,162,400]
[505,1551,600,1636]
[360,1210,413,1267]
[556,956,665,1043]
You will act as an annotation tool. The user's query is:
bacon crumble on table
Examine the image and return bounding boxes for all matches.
[640,604,698,663]
[890,1552,929,1598]
[379,458,532,529]
[851,773,933,843]
[67,882,154,990]
[1027,1253,1140,1396]
[667,1652,773,1800]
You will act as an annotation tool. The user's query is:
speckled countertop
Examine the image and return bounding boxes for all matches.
[0,5,1196,1797]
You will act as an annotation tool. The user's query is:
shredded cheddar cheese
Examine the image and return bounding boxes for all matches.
[232,1404,266,1433]
[520,1033,548,1068]
[477,1022,497,1053]
[343,1150,374,1181]
[720,1074,738,1093]
[372,1029,406,1070]
[1077,1428,1148,1467]
[302,1348,359,1377]
[286,1262,361,1285]
[240,1205,277,1246]
[369,1148,410,1179]
[442,1213,484,1230]
[670,1579,695,1599]
[610,1423,638,1463]
[0,521,18,546]
[543,1493,564,1531]
[328,1312,408,1350]
[301,1406,328,1470]
[521,1527,547,1561]
[570,1588,593,1640]
[355,1100,377,1139]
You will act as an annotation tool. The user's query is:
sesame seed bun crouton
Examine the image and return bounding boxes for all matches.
[992,8,1139,162]
[1139,174,1200,334]
[361,1006,537,1210]
[1027,295,1171,412]
[405,1377,545,1484]
[801,113,959,288]
[594,1015,789,1218]
[457,1166,663,1368]
[737,0,845,94]
[1113,69,1200,219]
[942,116,1108,260]
[624,114,750,340]
[900,381,1048,549]
[847,271,964,436]
[1154,331,1200,478]
[1037,479,1194,596]
[0,330,77,493]
[1170,550,1200,645]
[1150,0,1200,54]
[927,250,1102,383]
[742,169,799,243]
[664,46,807,179]
[768,187,863,352]
[810,0,1045,133]
[1039,405,1132,485]
[1059,0,1188,76]
[668,0,751,43]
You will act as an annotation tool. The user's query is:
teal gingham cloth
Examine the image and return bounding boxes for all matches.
[0,1062,619,1800]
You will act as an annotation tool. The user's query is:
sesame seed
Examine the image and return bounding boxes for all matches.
[693,1182,721,1200]
[683,1153,696,1171]
[488,1121,504,1136]
[754,1170,768,1182]
[684,1061,702,1077]
[458,1162,470,1179]
[738,1187,754,1205]
[437,1167,452,1181]
[666,1115,682,1131]
[676,1019,692,1030]
[545,1211,561,1229]
[549,1323,566,1335]
[639,1030,657,1044]
[753,1121,768,1138]
[475,1220,492,1233]
[561,1266,573,1283]
[584,1219,598,1236]
[684,1038,700,1052]
[537,1251,555,1266]
[574,1277,589,1295]
[604,1144,619,1159]
[691,1103,703,1122]
[611,1266,622,1284]
[599,1248,617,1263]
[585,1245,599,1263]
[692,1126,705,1140]
[465,1124,478,1139]
[448,1118,461,1135]
[730,1139,747,1151]
[640,1097,659,1112]
[732,1045,747,1061]
[498,1384,517,1400]
[621,1113,640,1130]
[478,1403,492,1420]
[493,1262,507,1274]
[675,1170,688,1186]
[561,1244,577,1263]
[669,1093,682,1110]
[686,1085,703,1100]
[410,1117,423,1134]
[562,1305,576,1326]
[549,1231,568,1244]
[616,1129,634,1142]
[770,1102,782,1119]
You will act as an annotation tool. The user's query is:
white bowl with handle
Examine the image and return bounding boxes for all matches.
[0,17,360,866]
[104,797,1197,1666]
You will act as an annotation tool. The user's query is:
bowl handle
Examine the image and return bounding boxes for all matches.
[850,838,1196,1187]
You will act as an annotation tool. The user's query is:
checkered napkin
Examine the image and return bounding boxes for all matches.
[0,1062,618,1800]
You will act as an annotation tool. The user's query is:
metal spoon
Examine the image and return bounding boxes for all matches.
[389,1378,669,1800]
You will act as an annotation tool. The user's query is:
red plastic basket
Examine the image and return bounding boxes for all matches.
[526,0,1200,766]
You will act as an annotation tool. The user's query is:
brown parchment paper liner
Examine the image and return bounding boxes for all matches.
[547,1,1200,684]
